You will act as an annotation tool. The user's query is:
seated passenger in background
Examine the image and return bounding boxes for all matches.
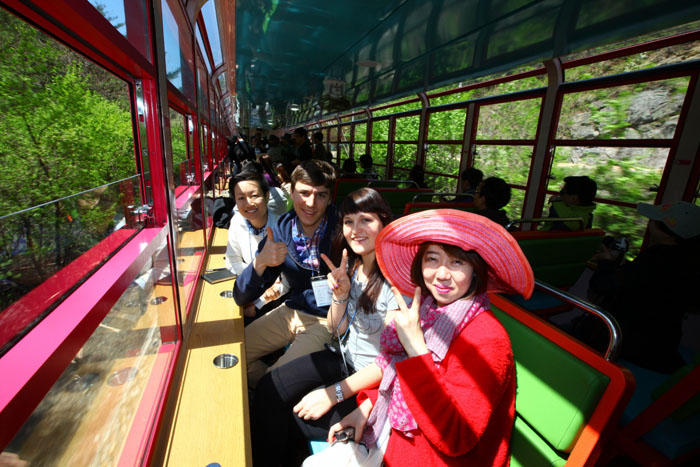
[226,171,289,318]
[454,167,483,203]
[267,134,286,164]
[233,160,339,387]
[408,164,428,188]
[586,201,700,373]
[542,175,597,231]
[358,153,378,179]
[303,209,533,466]
[342,156,357,175]
[293,127,313,163]
[474,177,511,228]
[312,132,330,162]
[251,188,396,466]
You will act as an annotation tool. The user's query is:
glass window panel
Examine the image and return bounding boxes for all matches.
[429,72,545,104]
[6,241,177,463]
[200,0,224,66]
[371,99,422,117]
[428,109,466,140]
[174,189,206,313]
[504,187,525,224]
[394,144,418,170]
[557,79,689,140]
[340,125,352,143]
[548,145,664,256]
[169,108,189,187]
[477,99,541,140]
[394,115,420,142]
[354,123,367,142]
[162,1,184,90]
[89,0,126,35]
[425,174,458,194]
[425,144,462,190]
[195,26,212,74]
[371,144,388,168]
[337,143,352,160]
[0,12,140,352]
[472,145,532,186]
[372,119,390,141]
[217,73,228,94]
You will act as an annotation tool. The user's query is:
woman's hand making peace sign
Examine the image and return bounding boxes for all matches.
[320,249,351,300]
[391,286,429,358]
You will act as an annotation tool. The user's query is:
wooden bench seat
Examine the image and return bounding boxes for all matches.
[154,227,251,466]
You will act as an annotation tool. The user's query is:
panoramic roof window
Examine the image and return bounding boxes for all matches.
[200,0,223,67]
[195,24,213,75]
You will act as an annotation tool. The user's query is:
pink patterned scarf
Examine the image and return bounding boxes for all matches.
[362,293,489,446]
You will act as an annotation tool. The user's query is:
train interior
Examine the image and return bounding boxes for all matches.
[1,0,700,465]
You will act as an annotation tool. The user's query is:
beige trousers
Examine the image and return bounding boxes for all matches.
[244,303,331,388]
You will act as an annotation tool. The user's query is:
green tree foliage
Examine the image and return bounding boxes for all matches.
[0,10,136,307]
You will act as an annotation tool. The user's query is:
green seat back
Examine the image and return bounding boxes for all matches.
[334,179,371,204]
[514,231,604,288]
[375,189,431,216]
[510,416,567,467]
[492,306,610,453]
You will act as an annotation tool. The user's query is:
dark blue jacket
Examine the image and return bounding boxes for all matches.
[233,205,339,317]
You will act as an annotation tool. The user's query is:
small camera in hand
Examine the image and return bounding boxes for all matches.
[334,427,355,443]
[603,236,629,253]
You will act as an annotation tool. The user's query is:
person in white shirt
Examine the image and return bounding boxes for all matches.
[226,171,289,317]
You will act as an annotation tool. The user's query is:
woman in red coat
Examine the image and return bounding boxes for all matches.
[299,209,534,466]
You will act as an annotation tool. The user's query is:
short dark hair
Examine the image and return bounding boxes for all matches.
[342,157,357,174]
[313,131,324,142]
[563,176,597,205]
[230,170,269,197]
[293,127,308,138]
[359,153,373,169]
[478,177,511,210]
[461,167,483,188]
[291,160,336,191]
[410,242,489,300]
[269,134,279,144]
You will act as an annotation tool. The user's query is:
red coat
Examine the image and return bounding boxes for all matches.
[359,311,515,466]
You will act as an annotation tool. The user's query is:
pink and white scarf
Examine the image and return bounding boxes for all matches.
[362,293,490,446]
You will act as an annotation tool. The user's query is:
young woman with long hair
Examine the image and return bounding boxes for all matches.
[250,188,396,466]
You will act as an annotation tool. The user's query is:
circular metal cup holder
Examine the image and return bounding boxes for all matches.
[150,296,167,305]
[213,353,239,369]
[219,290,234,298]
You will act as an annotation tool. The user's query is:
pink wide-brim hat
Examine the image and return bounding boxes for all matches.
[375,209,534,299]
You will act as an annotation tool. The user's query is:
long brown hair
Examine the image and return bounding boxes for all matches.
[332,188,393,314]
[410,242,488,301]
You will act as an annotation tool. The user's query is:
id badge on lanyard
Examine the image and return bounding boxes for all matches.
[310,275,332,307]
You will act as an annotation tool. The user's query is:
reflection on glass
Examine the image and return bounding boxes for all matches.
[195,26,212,74]
[200,0,224,66]
[88,0,126,35]
[5,243,177,465]
[162,0,183,90]
[0,177,144,355]
[169,108,190,188]
[175,193,206,314]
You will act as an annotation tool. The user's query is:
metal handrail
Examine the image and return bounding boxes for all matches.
[534,280,622,361]
[410,192,464,203]
[505,217,585,231]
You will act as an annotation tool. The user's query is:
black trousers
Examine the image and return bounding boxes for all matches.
[251,348,359,467]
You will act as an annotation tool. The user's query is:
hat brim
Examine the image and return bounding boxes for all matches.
[376,209,534,299]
